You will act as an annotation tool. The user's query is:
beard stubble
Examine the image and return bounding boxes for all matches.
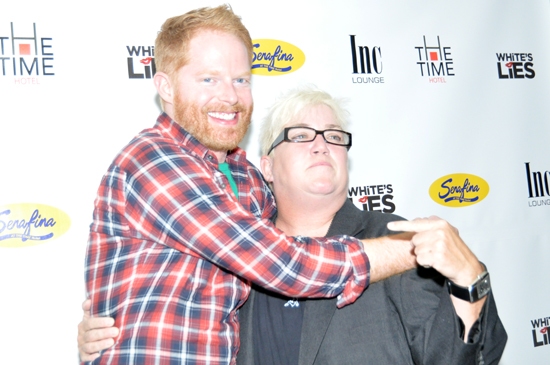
[173,93,253,152]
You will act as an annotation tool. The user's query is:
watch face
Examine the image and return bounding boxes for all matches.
[476,276,491,298]
[472,273,491,301]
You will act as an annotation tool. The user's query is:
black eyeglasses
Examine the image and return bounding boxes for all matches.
[267,127,352,155]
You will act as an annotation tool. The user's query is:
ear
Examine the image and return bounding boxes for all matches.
[260,155,274,183]
[154,72,174,107]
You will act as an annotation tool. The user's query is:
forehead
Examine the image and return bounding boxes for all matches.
[184,30,251,72]
[285,104,341,129]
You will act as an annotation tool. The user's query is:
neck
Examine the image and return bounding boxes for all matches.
[274,192,345,237]
[212,150,227,163]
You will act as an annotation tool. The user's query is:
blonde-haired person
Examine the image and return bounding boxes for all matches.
[81,5,419,364]
[80,83,507,364]
[238,86,507,364]
[259,85,351,157]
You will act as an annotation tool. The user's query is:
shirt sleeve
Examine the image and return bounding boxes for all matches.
[99,141,369,307]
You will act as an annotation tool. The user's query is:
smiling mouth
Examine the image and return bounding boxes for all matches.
[208,112,237,121]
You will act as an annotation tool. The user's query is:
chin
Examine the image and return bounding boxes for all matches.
[309,184,337,196]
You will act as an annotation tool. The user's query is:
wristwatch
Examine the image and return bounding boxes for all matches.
[446,271,491,303]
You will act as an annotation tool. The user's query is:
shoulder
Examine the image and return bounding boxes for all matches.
[333,200,406,239]
[228,148,264,179]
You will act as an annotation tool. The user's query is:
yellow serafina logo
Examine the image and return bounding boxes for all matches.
[0,203,71,248]
[429,173,489,207]
[251,39,305,76]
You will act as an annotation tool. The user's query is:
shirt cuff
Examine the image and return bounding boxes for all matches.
[336,236,370,308]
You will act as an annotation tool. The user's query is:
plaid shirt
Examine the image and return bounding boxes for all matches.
[85,113,369,365]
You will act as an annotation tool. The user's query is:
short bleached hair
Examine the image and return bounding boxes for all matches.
[259,85,351,156]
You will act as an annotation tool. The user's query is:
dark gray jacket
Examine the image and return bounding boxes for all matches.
[238,200,507,364]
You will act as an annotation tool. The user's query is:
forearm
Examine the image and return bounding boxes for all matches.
[447,260,488,342]
[362,232,417,283]
[451,295,486,342]
[95,157,370,305]
[127,165,369,302]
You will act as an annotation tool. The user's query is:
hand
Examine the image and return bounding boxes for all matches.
[77,299,119,362]
[387,216,485,286]
[360,232,417,283]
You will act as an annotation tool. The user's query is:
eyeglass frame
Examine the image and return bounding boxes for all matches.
[267,126,352,155]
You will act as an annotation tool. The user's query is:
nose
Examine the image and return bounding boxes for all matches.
[218,80,238,105]
[311,133,329,154]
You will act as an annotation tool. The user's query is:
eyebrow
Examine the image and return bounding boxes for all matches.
[195,69,251,78]
[289,123,343,130]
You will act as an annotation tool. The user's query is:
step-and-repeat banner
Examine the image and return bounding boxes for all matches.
[1,1,549,363]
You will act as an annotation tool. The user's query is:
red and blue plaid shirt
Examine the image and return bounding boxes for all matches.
[85,113,369,365]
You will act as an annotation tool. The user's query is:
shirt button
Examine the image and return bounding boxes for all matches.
[207,155,213,160]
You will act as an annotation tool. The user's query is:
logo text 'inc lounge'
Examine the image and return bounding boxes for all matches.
[349,35,384,84]
[525,162,550,207]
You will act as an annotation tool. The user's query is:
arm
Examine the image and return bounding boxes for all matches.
[93,143,369,306]
[387,217,487,339]
[361,232,417,283]
[77,299,119,362]
[388,267,507,364]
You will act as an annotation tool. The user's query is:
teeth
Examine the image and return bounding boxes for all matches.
[208,112,236,120]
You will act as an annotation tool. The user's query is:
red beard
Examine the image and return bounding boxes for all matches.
[173,92,253,152]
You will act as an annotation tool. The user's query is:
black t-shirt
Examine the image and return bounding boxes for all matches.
[251,285,305,365]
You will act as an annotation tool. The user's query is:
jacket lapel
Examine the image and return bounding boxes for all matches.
[298,297,338,365]
[237,290,256,365]
[298,200,364,365]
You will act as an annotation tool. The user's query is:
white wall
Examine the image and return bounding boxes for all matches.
[1,1,549,363]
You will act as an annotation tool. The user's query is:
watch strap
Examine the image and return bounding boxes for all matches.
[447,271,491,303]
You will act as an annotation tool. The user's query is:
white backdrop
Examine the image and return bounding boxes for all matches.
[1,1,549,363]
